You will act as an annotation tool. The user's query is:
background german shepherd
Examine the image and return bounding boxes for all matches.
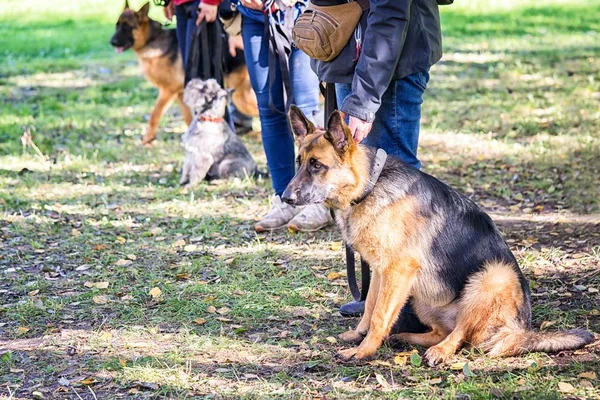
[283,106,595,366]
[110,2,258,145]
[110,2,192,145]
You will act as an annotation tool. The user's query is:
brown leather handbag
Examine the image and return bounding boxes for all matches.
[292,0,369,62]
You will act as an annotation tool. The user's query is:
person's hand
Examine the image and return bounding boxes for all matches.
[196,2,218,25]
[348,115,373,143]
[228,35,244,57]
[240,0,264,11]
[163,1,174,21]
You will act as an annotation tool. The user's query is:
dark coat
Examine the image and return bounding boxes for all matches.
[311,0,442,122]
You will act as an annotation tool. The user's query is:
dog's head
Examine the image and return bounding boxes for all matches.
[110,1,150,53]
[282,105,365,208]
[184,79,229,116]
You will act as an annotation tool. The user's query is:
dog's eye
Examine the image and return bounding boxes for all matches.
[296,156,301,166]
[309,158,322,169]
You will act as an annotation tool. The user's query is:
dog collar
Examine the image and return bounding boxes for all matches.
[350,148,387,206]
[198,115,225,123]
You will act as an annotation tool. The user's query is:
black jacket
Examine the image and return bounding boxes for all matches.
[310,0,442,122]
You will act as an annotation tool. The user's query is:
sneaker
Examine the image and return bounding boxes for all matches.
[254,195,300,232]
[287,203,333,232]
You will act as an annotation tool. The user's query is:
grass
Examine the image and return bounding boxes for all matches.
[1,0,599,398]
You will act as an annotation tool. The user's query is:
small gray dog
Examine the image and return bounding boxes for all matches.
[180,79,259,187]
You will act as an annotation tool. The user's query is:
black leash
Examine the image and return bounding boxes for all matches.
[185,19,225,86]
[323,82,370,303]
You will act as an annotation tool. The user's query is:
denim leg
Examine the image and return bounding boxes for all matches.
[335,71,429,169]
[175,1,200,66]
[241,16,294,196]
[241,17,320,195]
[290,50,323,126]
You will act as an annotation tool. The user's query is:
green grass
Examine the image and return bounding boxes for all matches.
[1,0,599,398]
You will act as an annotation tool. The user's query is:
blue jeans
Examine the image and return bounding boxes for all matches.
[241,16,321,196]
[175,0,200,66]
[336,71,429,169]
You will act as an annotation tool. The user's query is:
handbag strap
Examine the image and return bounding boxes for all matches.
[264,8,295,115]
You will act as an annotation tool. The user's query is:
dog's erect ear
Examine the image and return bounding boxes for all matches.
[123,0,130,11]
[136,2,150,20]
[288,105,315,145]
[324,111,352,154]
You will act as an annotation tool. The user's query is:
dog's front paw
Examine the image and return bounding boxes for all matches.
[339,330,365,344]
[424,345,453,367]
[336,347,358,361]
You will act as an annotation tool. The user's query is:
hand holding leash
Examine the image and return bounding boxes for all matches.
[228,35,244,57]
[163,1,174,21]
[348,115,373,143]
[240,0,264,11]
[196,2,219,24]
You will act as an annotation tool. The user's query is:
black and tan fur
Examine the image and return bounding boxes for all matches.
[282,106,595,366]
[110,2,257,145]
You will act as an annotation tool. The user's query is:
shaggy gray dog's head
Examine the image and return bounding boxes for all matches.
[184,78,229,116]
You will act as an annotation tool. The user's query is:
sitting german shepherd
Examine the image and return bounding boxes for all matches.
[282,106,595,366]
[110,2,257,145]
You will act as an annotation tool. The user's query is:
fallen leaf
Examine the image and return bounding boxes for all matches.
[207,305,217,313]
[58,377,70,386]
[375,373,389,388]
[95,282,109,289]
[115,236,127,244]
[71,229,81,237]
[115,259,132,267]
[84,281,95,288]
[172,239,186,247]
[429,377,443,385]
[326,271,344,281]
[28,289,39,296]
[224,257,236,265]
[176,273,190,281]
[80,377,96,385]
[450,362,465,371]
[75,265,90,271]
[330,241,343,251]
[580,379,593,389]
[184,244,198,252]
[325,336,337,344]
[93,244,109,251]
[410,350,422,367]
[588,287,599,293]
[193,318,206,325]
[93,295,108,305]
[16,326,29,335]
[394,354,409,366]
[579,372,597,380]
[148,287,162,298]
[557,382,576,393]
[120,295,134,301]
[217,307,231,315]
[126,254,137,261]
[149,227,163,235]
[216,317,233,322]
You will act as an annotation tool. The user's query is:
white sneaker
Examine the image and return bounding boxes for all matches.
[254,195,301,232]
[287,203,333,233]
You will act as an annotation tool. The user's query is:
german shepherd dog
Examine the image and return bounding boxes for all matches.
[110,2,192,145]
[282,106,595,366]
[110,2,258,145]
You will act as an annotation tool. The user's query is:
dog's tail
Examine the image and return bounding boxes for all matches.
[483,324,595,357]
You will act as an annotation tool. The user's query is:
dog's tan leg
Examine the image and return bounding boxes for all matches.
[338,259,419,361]
[424,327,465,366]
[176,91,193,126]
[142,89,176,145]
[339,270,381,344]
[389,324,450,348]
